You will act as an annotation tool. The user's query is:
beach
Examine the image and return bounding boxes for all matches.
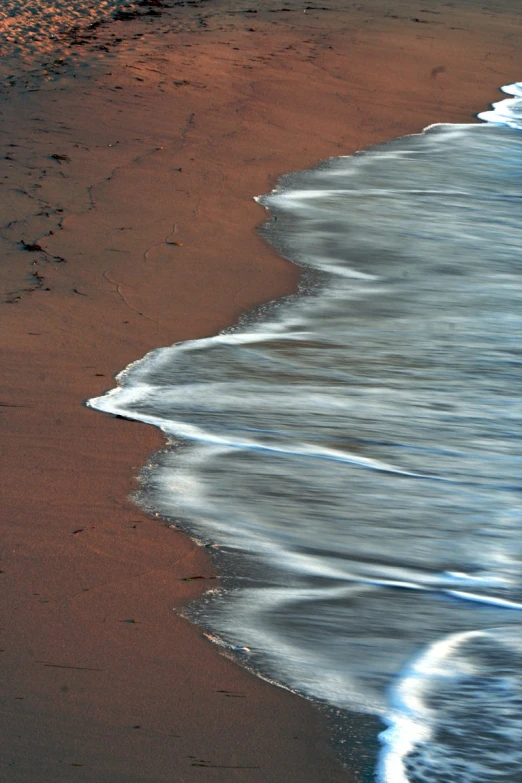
[1,1,520,781]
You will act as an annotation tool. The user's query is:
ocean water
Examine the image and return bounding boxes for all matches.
[89,83,522,783]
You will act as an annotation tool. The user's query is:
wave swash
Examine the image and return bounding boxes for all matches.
[89,84,522,783]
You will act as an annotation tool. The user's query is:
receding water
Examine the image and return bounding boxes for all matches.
[89,83,522,782]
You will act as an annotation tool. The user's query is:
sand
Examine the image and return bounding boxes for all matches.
[1,0,520,780]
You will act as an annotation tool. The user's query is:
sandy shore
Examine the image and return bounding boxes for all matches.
[1,1,519,780]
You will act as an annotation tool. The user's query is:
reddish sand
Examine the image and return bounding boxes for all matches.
[1,1,520,780]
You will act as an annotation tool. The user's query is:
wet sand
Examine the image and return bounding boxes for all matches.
[1,1,519,780]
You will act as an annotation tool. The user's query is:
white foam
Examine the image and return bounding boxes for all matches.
[444,590,522,610]
[477,83,522,130]
[379,628,522,783]
[379,630,486,783]
[90,384,437,480]
[501,82,522,98]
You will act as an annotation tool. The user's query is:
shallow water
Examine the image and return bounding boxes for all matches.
[89,83,522,782]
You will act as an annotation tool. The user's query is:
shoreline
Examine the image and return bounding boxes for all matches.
[1,1,520,780]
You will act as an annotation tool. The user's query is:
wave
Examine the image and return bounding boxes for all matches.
[88,83,522,782]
